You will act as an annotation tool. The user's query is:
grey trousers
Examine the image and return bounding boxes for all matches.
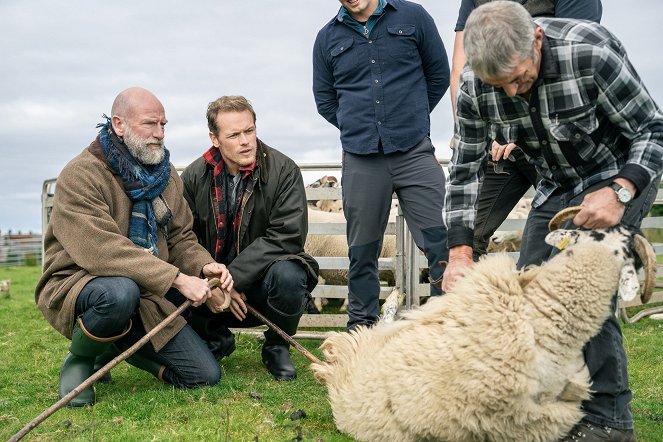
[517,175,661,430]
[342,137,449,330]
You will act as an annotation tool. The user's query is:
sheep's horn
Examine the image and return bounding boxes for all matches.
[548,206,656,303]
[548,206,582,231]
[634,234,657,304]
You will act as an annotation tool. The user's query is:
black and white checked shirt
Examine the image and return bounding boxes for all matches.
[445,18,663,248]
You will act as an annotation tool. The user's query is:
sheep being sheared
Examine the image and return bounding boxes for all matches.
[311,225,654,442]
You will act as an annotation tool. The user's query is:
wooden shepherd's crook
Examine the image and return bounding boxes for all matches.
[8,278,220,442]
[244,302,321,365]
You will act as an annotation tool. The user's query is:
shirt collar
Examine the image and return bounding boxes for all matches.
[537,33,559,81]
[337,0,389,24]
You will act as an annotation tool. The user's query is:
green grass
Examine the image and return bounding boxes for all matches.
[0,266,351,442]
[1,267,662,441]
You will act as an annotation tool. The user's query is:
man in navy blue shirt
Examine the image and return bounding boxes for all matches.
[313,0,450,330]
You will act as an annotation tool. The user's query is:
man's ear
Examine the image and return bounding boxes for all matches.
[112,115,125,137]
[533,27,543,51]
[209,132,220,148]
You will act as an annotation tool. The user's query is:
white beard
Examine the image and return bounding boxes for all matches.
[124,127,166,165]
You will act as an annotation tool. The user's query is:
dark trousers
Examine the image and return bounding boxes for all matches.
[473,148,538,260]
[517,174,661,430]
[173,260,309,345]
[342,137,449,330]
[75,276,220,388]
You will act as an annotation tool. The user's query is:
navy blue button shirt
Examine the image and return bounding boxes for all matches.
[313,0,450,154]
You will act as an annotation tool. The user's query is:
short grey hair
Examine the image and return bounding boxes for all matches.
[463,1,537,80]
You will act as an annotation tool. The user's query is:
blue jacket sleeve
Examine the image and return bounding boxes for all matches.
[417,5,450,112]
[312,30,340,128]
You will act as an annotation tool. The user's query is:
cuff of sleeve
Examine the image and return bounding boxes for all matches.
[447,225,475,249]
[615,164,651,198]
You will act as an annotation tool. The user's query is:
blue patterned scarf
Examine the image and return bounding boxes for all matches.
[96,116,171,255]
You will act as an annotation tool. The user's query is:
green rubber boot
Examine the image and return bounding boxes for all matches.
[59,318,129,407]
[126,352,167,382]
[92,344,122,384]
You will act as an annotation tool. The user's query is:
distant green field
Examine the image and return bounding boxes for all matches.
[1,266,662,441]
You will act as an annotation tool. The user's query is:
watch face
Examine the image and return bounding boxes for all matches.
[617,188,632,203]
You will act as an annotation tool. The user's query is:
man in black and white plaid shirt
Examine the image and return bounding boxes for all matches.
[443,2,663,441]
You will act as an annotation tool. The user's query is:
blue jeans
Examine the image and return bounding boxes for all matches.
[170,260,309,344]
[76,276,220,388]
[517,175,661,430]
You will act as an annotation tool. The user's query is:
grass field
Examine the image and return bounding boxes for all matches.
[1,266,662,441]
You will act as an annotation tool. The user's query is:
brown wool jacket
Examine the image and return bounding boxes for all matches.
[35,137,215,351]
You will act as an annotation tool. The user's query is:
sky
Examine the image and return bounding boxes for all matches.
[1,0,661,234]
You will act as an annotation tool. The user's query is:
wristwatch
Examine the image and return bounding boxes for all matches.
[609,182,633,204]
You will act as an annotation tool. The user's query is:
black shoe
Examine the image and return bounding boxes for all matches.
[206,327,236,361]
[560,420,636,441]
[261,344,296,381]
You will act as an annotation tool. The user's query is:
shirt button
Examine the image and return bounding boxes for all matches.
[375,79,379,83]
[530,107,537,113]
[541,140,548,145]
[371,59,375,63]
[398,30,403,34]
[551,165,558,170]
[574,133,582,139]
[376,100,380,104]
[340,46,344,50]
[378,121,382,125]
[368,40,373,44]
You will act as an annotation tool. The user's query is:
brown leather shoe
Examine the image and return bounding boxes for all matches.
[559,420,636,441]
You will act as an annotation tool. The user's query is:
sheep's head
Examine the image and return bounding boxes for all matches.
[545,224,655,303]
[488,230,523,252]
[308,175,339,188]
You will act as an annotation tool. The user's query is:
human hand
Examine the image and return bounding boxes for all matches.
[172,273,211,307]
[491,141,517,161]
[205,287,232,313]
[441,245,474,293]
[202,262,234,293]
[228,288,248,321]
[572,182,633,229]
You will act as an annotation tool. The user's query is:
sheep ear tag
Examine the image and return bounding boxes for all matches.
[544,231,572,250]
[555,237,571,250]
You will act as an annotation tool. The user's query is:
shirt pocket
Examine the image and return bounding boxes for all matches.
[387,24,418,60]
[330,38,356,77]
[549,104,600,165]
[489,123,519,146]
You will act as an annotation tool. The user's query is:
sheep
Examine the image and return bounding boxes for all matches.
[310,223,654,442]
[307,175,343,212]
[487,197,531,253]
[0,279,10,297]
[305,206,398,313]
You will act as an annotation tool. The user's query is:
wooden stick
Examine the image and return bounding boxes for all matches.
[245,303,321,364]
[9,278,219,442]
